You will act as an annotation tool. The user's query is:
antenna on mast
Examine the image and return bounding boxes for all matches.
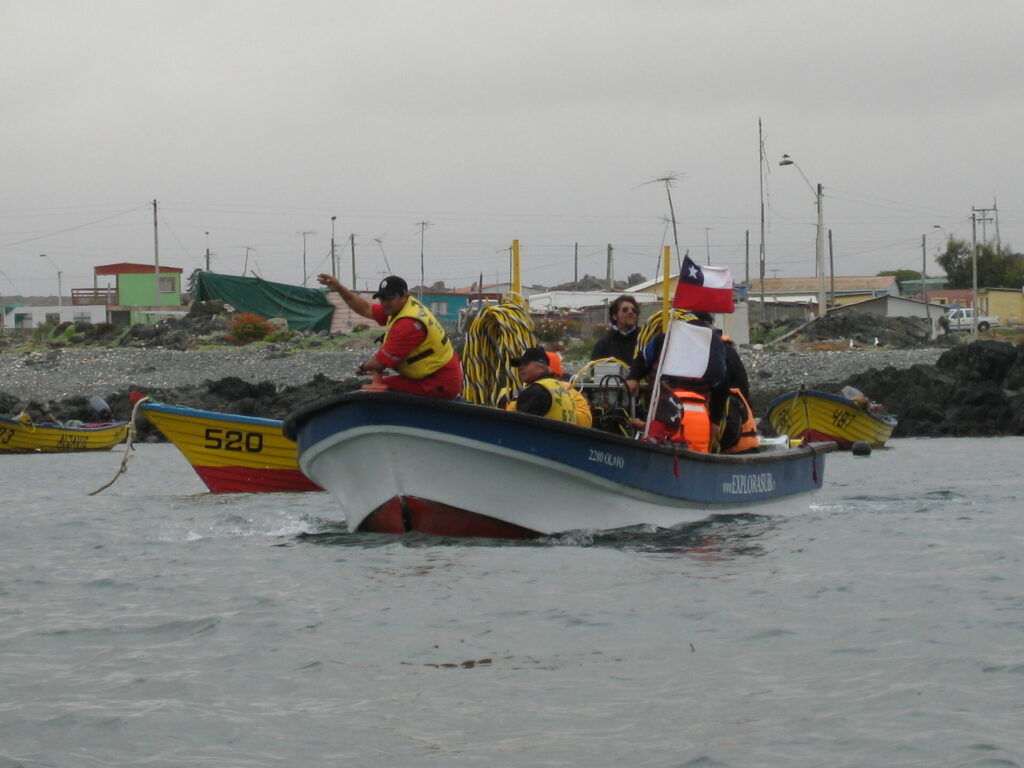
[373,236,393,273]
[638,172,685,270]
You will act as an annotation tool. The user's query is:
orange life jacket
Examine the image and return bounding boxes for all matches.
[719,387,759,454]
[670,388,711,453]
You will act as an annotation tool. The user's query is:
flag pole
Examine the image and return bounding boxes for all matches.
[662,245,671,333]
[646,245,675,435]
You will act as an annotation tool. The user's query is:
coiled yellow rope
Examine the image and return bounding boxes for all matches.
[460,295,537,407]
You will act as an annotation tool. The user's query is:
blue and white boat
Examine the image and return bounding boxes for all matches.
[284,392,834,540]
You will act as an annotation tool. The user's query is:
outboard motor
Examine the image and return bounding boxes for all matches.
[89,395,113,421]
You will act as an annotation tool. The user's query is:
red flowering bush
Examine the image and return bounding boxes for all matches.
[226,313,274,345]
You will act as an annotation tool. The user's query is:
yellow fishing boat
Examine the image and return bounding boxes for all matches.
[0,413,128,453]
[765,388,897,449]
[140,401,321,493]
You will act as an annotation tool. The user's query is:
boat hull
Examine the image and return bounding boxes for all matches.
[286,393,833,539]
[140,403,321,493]
[766,389,896,449]
[0,417,128,453]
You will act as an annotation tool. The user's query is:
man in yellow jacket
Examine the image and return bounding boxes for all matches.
[507,346,591,426]
[317,273,463,399]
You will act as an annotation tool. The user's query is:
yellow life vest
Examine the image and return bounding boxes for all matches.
[561,382,593,428]
[534,377,577,424]
[508,377,578,424]
[385,296,454,379]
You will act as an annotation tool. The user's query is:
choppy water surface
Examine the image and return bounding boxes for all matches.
[1,439,1021,767]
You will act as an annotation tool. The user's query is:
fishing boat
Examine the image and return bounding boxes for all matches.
[140,402,321,493]
[0,413,128,453]
[765,387,897,449]
[284,391,835,540]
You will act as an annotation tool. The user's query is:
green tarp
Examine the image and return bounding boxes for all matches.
[193,271,334,332]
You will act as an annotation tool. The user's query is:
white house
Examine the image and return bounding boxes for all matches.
[3,303,108,332]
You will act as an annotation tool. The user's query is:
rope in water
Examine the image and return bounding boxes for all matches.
[88,395,149,496]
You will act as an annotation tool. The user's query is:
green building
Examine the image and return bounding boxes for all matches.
[73,262,186,326]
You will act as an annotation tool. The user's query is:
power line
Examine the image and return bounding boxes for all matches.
[0,204,150,249]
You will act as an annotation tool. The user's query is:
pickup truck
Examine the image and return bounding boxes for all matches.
[943,306,1000,332]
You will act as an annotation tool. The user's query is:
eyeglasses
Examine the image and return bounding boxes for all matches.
[617,306,638,314]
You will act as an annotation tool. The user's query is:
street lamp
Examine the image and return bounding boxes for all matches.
[40,254,63,308]
[780,154,827,316]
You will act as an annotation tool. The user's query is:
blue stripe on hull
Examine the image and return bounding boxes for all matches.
[291,394,827,506]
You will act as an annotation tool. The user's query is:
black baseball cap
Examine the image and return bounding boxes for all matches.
[515,345,549,367]
[373,275,408,299]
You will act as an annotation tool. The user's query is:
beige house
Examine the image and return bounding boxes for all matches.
[745,276,898,312]
[979,288,1024,326]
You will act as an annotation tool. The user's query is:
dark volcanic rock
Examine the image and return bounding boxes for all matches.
[787,312,942,349]
[817,341,1024,437]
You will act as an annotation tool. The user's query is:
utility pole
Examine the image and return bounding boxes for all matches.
[605,244,613,290]
[993,197,1001,251]
[350,233,357,288]
[574,242,578,290]
[204,231,211,271]
[758,117,767,321]
[330,217,337,276]
[704,227,712,265]
[242,246,255,276]
[40,254,63,308]
[816,183,825,316]
[922,233,931,335]
[972,206,994,245]
[416,221,432,299]
[300,231,316,287]
[779,155,826,316]
[153,199,160,308]
[971,213,979,340]
[828,230,835,308]
[744,229,749,288]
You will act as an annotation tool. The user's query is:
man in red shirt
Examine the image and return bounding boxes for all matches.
[317,273,463,399]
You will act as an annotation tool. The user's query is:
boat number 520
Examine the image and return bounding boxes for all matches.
[204,428,264,453]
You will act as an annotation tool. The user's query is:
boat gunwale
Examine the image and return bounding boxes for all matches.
[285,390,836,467]
[140,402,287,429]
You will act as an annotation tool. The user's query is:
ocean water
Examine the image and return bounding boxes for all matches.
[1,439,1021,768]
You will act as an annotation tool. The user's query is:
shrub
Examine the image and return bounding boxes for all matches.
[226,313,274,345]
[535,315,579,343]
[32,323,56,343]
[265,330,298,343]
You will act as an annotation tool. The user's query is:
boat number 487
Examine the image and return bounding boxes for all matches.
[204,428,264,453]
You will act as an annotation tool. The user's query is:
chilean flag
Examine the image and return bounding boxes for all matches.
[673,254,735,313]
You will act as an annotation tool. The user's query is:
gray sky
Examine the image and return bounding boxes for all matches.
[3,0,1023,298]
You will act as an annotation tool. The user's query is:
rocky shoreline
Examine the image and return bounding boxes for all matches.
[8,342,1022,441]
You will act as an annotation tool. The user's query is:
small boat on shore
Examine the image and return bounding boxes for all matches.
[284,391,835,540]
[0,413,128,453]
[765,387,897,450]
[140,402,321,493]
